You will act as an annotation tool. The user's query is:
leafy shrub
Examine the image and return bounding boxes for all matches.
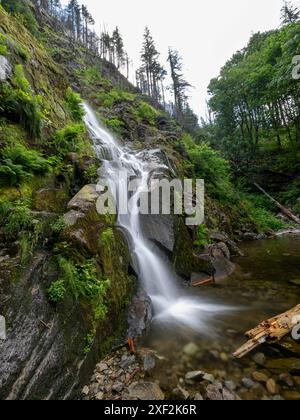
[50,217,66,235]
[194,224,209,248]
[2,0,38,35]
[57,257,110,321]
[48,280,66,303]
[104,117,125,135]
[0,143,51,187]
[133,101,159,126]
[97,88,135,108]
[2,65,45,138]
[0,34,8,55]
[0,199,33,238]
[84,163,99,183]
[181,134,233,200]
[65,87,85,122]
[53,123,86,156]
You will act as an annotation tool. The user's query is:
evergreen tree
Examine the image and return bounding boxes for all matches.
[281,1,300,24]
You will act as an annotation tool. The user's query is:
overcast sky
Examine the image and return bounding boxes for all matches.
[66,0,300,118]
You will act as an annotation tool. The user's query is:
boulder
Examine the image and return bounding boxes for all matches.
[128,382,165,400]
[127,288,152,339]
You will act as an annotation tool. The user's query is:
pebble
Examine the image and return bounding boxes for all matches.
[225,380,237,392]
[206,384,223,400]
[220,352,229,363]
[95,391,104,400]
[185,371,205,381]
[203,373,215,383]
[278,373,294,388]
[82,386,89,396]
[242,378,255,389]
[97,363,108,373]
[252,371,268,383]
[252,353,266,366]
[194,393,204,400]
[266,379,277,395]
[183,342,199,356]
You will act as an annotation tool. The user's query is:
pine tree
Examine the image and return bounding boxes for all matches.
[281,1,300,24]
[168,48,191,118]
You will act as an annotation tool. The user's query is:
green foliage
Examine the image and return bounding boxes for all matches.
[47,280,66,303]
[133,101,159,126]
[180,134,233,200]
[194,224,209,248]
[97,88,135,108]
[79,65,103,86]
[1,0,38,35]
[19,233,32,266]
[0,143,51,187]
[57,257,110,321]
[50,217,66,235]
[53,124,86,156]
[104,117,125,135]
[240,194,287,232]
[65,87,84,122]
[1,65,45,138]
[84,163,99,183]
[0,199,33,237]
[84,333,95,354]
[0,33,8,55]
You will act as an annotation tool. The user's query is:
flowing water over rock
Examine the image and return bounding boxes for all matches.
[83,103,229,331]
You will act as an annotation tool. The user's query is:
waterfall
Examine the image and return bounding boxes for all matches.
[83,103,229,331]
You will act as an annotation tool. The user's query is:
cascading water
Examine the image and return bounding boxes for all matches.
[83,103,230,332]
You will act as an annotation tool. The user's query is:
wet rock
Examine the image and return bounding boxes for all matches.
[183,342,199,357]
[206,384,223,400]
[127,288,152,339]
[209,243,235,280]
[128,382,165,400]
[222,388,236,401]
[202,373,215,383]
[194,393,204,401]
[242,378,255,389]
[185,371,205,381]
[0,56,12,81]
[119,355,136,370]
[95,391,104,400]
[266,379,277,395]
[142,352,156,372]
[173,385,189,400]
[82,386,89,396]
[252,353,266,366]
[278,373,294,388]
[225,380,237,392]
[97,363,108,373]
[252,372,268,383]
[33,187,69,213]
[266,358,300,374]
[282,391,300,401]
[67,184,99,212]
[140,214,175,253]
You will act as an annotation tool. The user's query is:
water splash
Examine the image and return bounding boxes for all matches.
[83,103,230,332]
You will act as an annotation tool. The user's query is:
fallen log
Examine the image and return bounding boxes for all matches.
[254,182,300,225]
[233,304,300,359]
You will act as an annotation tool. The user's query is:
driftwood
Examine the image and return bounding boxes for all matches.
[191,276,215,287]
[233,304,300,358]
[254,182,300,225]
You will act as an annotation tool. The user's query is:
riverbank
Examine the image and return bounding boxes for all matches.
[82,232,300,400]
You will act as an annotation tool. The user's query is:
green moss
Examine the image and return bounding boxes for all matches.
[64,87,85,122]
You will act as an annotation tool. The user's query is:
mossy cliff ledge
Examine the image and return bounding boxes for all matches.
[0,184,134,400]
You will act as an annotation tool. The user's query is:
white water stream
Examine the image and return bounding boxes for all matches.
[84,103,229,331]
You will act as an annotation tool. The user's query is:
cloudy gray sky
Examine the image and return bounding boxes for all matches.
[66,0,300,117]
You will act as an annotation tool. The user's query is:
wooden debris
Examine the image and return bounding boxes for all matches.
[254,182,300,224]
[39,320,51,330]
[233,304,300,358]
[192,276,215,287]
[127,337,136,354]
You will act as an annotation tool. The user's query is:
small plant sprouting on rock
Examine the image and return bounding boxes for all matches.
[47,280,66,303]
[65,87,85,122]
[194,224,209,249]
[51,217,66,235]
